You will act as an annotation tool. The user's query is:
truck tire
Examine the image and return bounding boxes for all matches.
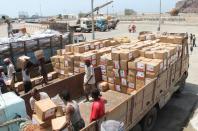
[141,107,157,131]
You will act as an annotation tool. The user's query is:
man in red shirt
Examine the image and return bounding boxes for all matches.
[90,88,105,123]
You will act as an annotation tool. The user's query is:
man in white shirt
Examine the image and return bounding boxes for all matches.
[4,58,16,84]
[29,88,49,112]
[83,59,96,102]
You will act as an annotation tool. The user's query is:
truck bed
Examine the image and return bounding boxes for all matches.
[79,90,130,126]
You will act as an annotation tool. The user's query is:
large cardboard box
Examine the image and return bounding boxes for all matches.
[121,78,128,86]
[35,98,57,121]
[114,77,121,85]
[32,114,51,127]
[145,51,154,59]
[120,69,127,78]
[51,116,67,131]
[108,83,115,91]
[115,84,121,92]
[35,50,44,60]
[113,60,120,69]
[97,81,109,92]
[128,59,141,70]
[111,51,120,61]
[120,60,128,70]
[120,51,133,61]
[15,82,24,92]
[17,56,30,69]
[108,77,114,84]
[113,69,120,78]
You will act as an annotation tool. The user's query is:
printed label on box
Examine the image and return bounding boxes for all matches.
[147,65,154,72]
[136,71,145,79]
[114,61,120,69]
[90,44,95,49]
[121,78,127,86]
[115,85,121,92]
[120,70,127,78]
[45,108,55,119]
[137,62,145,71]
[128,82,135,89]
[113,69,119,77]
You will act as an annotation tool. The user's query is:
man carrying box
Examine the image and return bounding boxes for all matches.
[29,88,49,112]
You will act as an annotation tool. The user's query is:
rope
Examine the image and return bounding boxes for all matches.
[0,118,29,127]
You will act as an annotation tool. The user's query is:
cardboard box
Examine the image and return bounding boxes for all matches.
[51,116,67,131]
[136,71,145,89]
[120,60,128,70]
[121,78,128,86]
[113,69,120,78]
[128,69,136,77]
[35,98,57,121]
[108,77,114,84]
[145,51,154,59]
[65,45,71,52]
[115,85,121,92]
[111,51,120,60]
[146,61,161,74]
[114,77,121,85]
[128,59,141,70]
[113,61,120,69]
[48,72,58,81]
[35,50,44,60]
[97,81,109,92]
[108,83,115,91]
[128,82,136,89]
[120,70,127,78]
[121,86,128,94]
[154,50,168,60]
[17,56,30,69]
[15,82,24,92]
[32,114,51,127]
[120,51,133,61]
[136,60,146,72]
[74,46,85,53]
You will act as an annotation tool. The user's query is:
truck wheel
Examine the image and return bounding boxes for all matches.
[141,107,157,131]
[130,124,142,131]
[176,80,186,94]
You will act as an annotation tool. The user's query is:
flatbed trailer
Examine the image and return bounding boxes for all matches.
[21,34,189,131]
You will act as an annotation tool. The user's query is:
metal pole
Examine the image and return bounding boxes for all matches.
[158,0,161,31]
[91,0,95,40]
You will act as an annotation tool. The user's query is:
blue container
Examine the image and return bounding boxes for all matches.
[0,92,27,131]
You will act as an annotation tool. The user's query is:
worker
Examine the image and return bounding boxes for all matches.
[29,88,49,112]
[22,60,33,93]
[0,66,8,94]
[2,16,14,37]
[83,59,96,102]
[193,35,196,47]
[3,58,16,89]
[190,34,193,45]
[90,88,105,123]
[59,90,85,131]
[38,57,48,86]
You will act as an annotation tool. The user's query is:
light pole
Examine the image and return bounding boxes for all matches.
[91,0,95,40]
[158,0,161,31]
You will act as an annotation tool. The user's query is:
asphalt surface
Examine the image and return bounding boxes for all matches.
[84,23,198,131]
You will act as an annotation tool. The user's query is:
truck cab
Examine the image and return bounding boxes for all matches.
[76,18,92,33]
[96,18,108,32]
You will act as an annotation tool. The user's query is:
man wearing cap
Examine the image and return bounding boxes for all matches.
[0,66,8,94]
[83,59,96,102]
[4,58,16,89]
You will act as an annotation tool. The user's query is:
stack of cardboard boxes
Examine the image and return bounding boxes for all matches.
[98,33,186,95]
[51,38,122,78]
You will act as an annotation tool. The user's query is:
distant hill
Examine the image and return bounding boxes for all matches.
[176,0,198,13]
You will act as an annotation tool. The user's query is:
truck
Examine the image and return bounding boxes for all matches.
[95,17,108,32]
[69,18,92,33]
[0,33,189,131]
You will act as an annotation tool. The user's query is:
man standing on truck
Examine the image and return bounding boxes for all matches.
[59,90,85,131]
[38,57,48,86]
[2,16,14,37]
[83,59,96,102]
[3,58,17,92]
[29,88,49,112]
[90,88,105,123]
[0,66,8,94]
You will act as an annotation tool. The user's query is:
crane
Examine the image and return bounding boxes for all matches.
[84,1,114,17]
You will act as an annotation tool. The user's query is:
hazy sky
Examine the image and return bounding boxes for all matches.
[0,0,176,17]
